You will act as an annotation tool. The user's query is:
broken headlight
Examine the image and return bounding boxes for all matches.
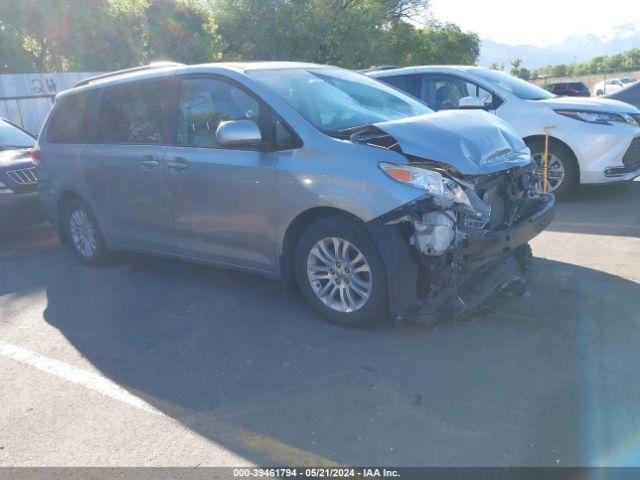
[379,162,471,208]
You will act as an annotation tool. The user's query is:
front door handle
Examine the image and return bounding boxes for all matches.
[166,158,188,171]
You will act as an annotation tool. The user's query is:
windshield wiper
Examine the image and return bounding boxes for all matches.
[329,125,369,139]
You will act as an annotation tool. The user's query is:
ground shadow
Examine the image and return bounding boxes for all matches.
[36,244,640,466]
[547,181,640,238]
[3,190,640,466]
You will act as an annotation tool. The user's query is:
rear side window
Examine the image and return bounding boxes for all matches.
[177,77,261,148]
[97,81,167,144]
[46,92,95,144]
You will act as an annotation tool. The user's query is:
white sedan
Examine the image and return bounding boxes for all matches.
[367,66,640,198]
[593,78,637,96]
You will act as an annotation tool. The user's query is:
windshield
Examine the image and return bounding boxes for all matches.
[471,69,556,100]
[248,67,432,135]
[621,78,636,84]
[0,120,35,149]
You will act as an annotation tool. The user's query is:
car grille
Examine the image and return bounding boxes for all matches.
[7,167,38,185]
[622,137,640,171]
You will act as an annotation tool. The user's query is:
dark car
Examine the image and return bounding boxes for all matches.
[0,118,38,194]
[606,80,640,110]
[545,81,590,97]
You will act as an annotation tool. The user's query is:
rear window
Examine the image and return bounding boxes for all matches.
[97,81,168,144]
[0,120,35,148]
[46,92,95,144]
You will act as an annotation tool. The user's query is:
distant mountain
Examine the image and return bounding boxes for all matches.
[479,23,640,70]
[479,40,572,70]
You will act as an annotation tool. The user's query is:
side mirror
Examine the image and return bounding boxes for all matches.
[458,96,486,110]
[216,120,262,147]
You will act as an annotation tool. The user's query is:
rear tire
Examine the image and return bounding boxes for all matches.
[596,89,603,96]
[293,215,389,326]
[527,138,579,200]
[65,198,111,266]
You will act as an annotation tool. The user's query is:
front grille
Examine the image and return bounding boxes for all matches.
[7,167,38,185]
[622,137,640,171]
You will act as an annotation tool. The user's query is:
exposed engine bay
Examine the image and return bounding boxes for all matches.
[353,125,556,323]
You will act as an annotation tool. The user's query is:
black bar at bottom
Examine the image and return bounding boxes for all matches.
[0,467,639,480]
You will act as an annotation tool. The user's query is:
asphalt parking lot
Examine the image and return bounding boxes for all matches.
[1,183,639,467]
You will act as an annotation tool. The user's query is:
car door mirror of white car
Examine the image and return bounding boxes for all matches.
[458,96,486,110]
[216,120,263,147]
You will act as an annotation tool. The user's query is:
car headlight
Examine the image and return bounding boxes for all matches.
[379,162,473,208]
[555,109,639,126]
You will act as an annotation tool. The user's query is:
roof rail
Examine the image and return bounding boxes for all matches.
[359,65,402,73]
[73,62,184,87]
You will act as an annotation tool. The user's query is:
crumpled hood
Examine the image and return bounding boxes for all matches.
[537,96,640,114]
[372,110,531,175]
[0,148,31,168]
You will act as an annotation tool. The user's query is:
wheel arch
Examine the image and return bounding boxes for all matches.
[279,207,366,287]
[56,190,96,244]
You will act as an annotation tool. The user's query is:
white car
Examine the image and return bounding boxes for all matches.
[594,77,637,96]
[367,66,640,197]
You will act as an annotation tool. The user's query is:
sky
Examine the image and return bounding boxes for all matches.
[428,0,640,47]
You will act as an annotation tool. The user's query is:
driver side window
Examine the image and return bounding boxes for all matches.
[420,75,500,111]
[420,75,467,111]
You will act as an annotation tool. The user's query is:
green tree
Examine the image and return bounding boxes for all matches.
[0,0,481,73]
[509,58,532,79]
[211,0,432,68]
[510,58,522,77]
[211,0,479,68]
[550,64,566,77]
[407,22,479,66]
[624,48,640,69]
[0,0,221,72]
[146,0,220,64]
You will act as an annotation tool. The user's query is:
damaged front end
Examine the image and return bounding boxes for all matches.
[355,125,555,323]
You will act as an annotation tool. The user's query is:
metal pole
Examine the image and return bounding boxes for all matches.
[543,126,555,193]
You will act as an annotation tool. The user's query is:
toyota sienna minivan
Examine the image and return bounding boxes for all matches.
[35,62,555,326]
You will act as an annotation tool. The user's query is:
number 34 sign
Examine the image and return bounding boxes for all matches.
[31,77,58,94]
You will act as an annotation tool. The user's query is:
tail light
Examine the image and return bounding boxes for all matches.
[31,143,41,165]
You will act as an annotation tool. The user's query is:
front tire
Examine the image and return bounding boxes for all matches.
[527,139,579,200]
[65,198,111,266]
[293,215,389,326]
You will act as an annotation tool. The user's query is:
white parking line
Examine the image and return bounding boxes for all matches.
[0,341,161,416]
[0,340,340,465]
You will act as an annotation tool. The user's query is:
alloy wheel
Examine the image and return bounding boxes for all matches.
[306,237,372,313]
[532,152,566,193]
[69,208,97,259]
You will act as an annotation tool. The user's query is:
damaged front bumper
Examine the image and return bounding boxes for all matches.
[369,189,555,324]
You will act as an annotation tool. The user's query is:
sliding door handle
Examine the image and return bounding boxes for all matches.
[166,159,188,171]
[139,159,159,168]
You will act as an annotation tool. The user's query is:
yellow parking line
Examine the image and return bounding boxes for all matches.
[231,427,339,466]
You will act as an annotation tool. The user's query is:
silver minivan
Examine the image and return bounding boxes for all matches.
[35,62,555,326]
